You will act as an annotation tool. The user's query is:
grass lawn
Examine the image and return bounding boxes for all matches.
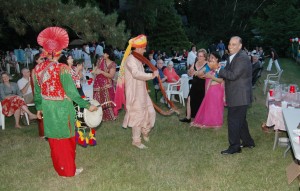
[0,58,300,191]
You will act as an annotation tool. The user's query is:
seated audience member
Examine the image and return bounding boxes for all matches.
[0,72,37,128]
[163,61,180,83]
[251,54,263,87]
[171,52,180,64]
[163,61,180,101]
[161,51,168,61]
[154,50,161,60]
[149,53,156,66]
[153,59,168,103]
[182,49,188,59]
[17,68,33,104]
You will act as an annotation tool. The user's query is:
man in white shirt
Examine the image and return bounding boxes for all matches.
[17,68,33,103]
[24,44,33,64]
[95,42,104,58]
[187,45,197,67]
[82,44,92,69]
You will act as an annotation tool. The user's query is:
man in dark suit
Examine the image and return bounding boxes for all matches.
[217,36,255,155]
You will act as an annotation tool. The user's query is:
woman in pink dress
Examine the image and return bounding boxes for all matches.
[92,48,116,121]
[191,52,225,128]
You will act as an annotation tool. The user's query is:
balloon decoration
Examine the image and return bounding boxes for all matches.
[290,37,300,60]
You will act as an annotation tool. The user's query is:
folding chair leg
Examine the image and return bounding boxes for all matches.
[24,113,30,126]
[284,143,291,158]
[273,130,278,150]
[263,81,267,94]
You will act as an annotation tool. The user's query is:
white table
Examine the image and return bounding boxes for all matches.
[82,82,93,99]
[282,108,300,184]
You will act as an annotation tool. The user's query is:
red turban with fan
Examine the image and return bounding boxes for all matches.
[37,27,69,57]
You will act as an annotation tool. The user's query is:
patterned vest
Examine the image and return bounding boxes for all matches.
[34,60,67,100]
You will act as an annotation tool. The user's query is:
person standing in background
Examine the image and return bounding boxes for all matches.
[82,44,92,69]
[24,44,33,64]
[187,45,197,67]
[266,47,281,72]
[217,40,226,58]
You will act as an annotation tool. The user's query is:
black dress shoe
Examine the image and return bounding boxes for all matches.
[240,144,255,149]
[179,118,191,123]
[221,148,241,155]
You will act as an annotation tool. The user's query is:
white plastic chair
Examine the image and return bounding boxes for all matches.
[165,79,185,106]
[263,69,283,94]
[0,103,5,130]
[24,103,35,125]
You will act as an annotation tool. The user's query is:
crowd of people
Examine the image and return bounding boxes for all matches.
[1,26,283,178]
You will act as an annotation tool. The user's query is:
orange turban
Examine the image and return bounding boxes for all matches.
[129,34,147,48]
[121,34,147,67]
[37,27,69,57]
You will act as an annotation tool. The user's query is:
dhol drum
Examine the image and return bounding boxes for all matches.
[83,99,103,128]
[75,99,116,128]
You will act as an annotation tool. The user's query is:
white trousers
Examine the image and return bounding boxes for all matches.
[267,59,281,72]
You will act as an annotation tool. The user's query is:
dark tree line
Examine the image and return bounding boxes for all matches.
[1,0,300,55]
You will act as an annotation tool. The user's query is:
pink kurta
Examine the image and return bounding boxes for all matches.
[122,54,155,144]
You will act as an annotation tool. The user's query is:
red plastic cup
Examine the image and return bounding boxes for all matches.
[290,85,296,93]
[269,89,274,97]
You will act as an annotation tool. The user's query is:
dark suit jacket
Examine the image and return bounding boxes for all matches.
[219,50,252,107]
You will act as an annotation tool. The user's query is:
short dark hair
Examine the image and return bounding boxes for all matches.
[210,51,221,62]
[104,48,115,61]
[73,60,84,67]
[58,55,68,65]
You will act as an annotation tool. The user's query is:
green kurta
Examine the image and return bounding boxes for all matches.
[34,67,90,138]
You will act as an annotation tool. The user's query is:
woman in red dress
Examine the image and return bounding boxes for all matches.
[163,60,180,101]
[92,48,117,121]
[0,72,37,128]
[163,60,180,83]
